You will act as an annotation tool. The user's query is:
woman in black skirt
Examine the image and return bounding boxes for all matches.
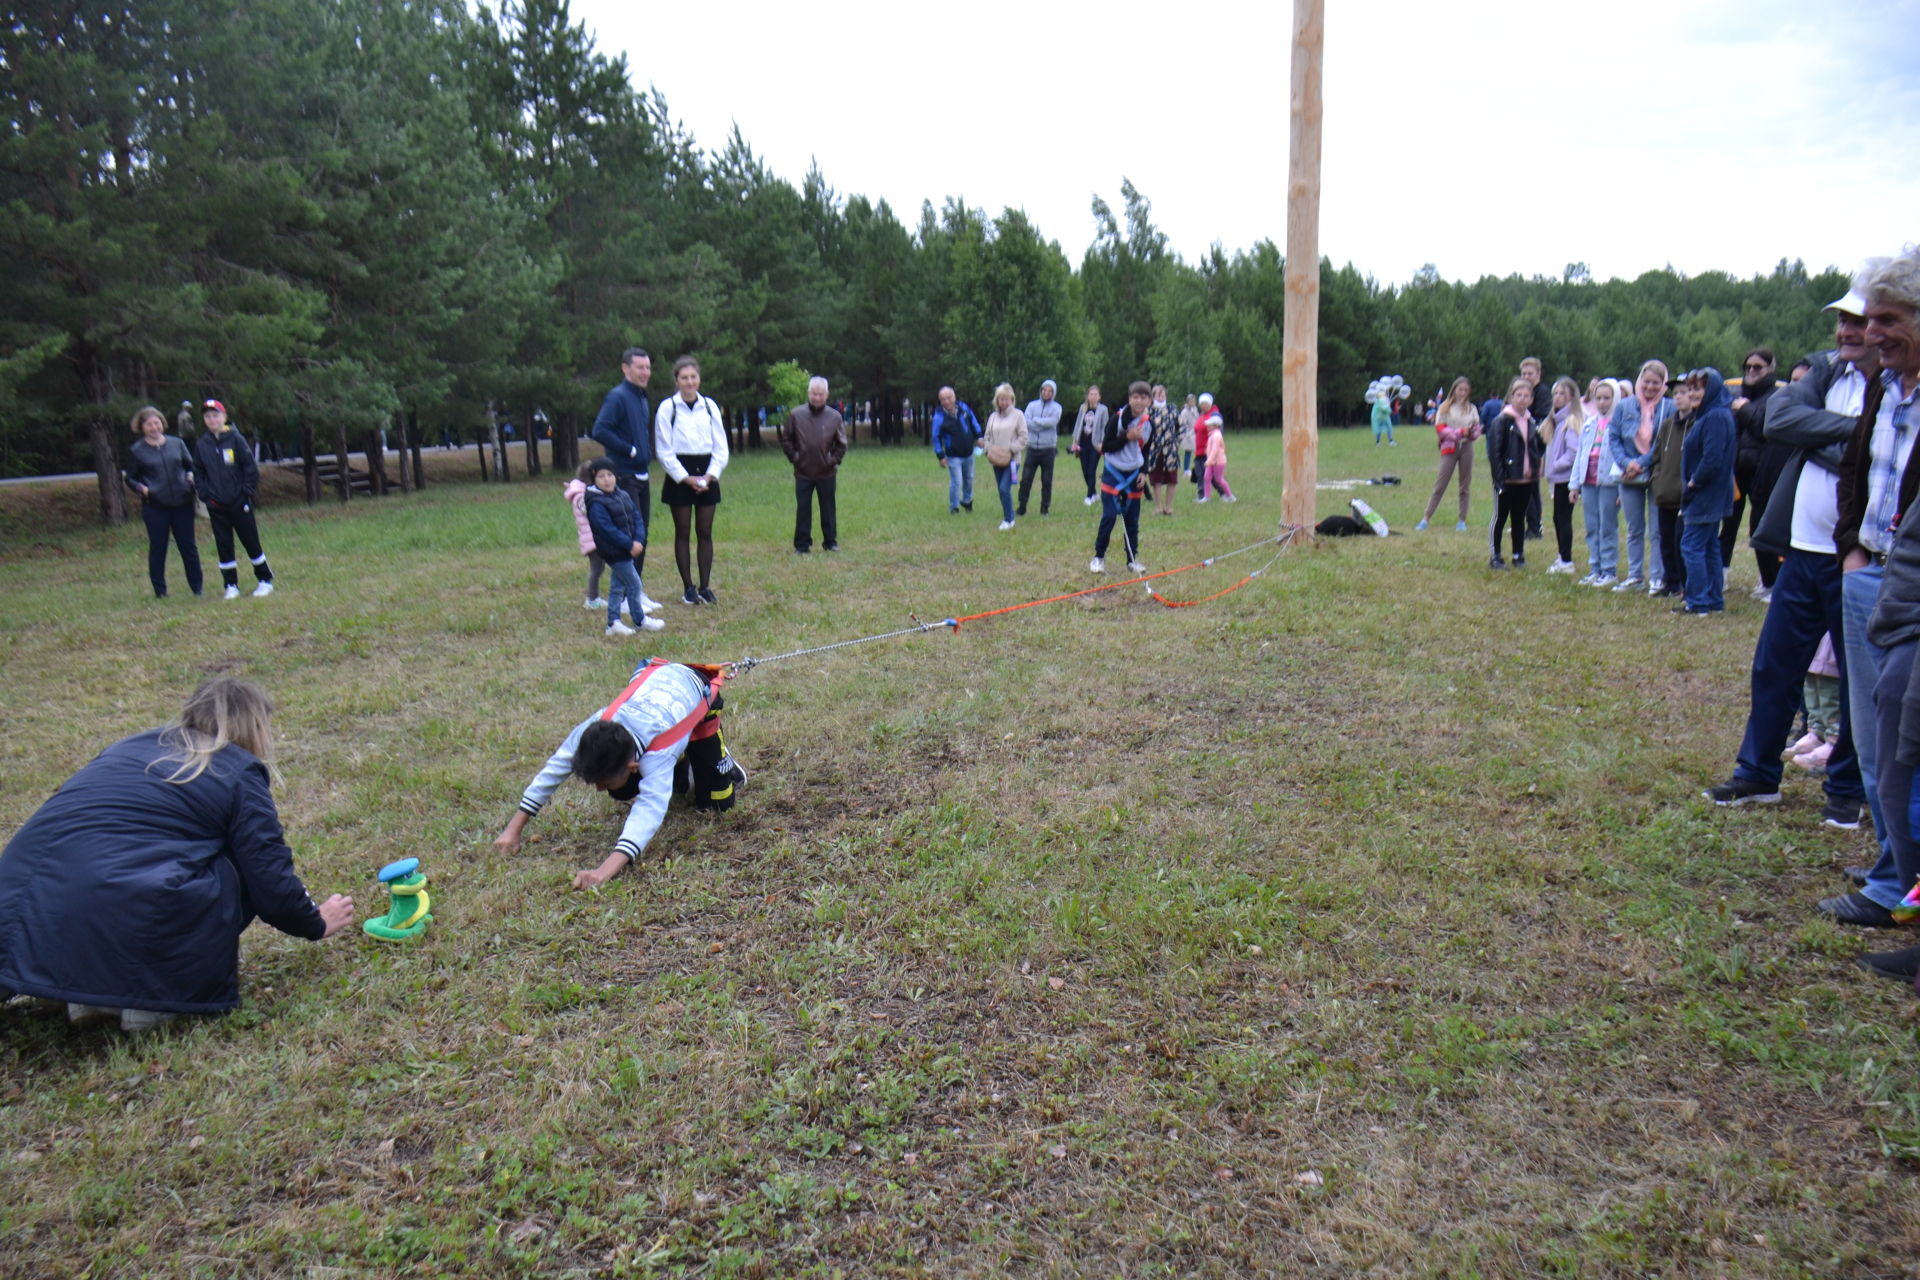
[652,356,731,605]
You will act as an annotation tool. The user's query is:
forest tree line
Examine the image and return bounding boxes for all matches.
[3,0,1852,517]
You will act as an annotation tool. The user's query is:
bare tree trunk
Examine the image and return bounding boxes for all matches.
[523,404,541,477]
[365,429,387,495]
[557,409,577,472]
[89,416,127,526]
[1281,0,1324,534]
[487,404,509,483]
[394,411,413,494]
[477,437,490,482]
[334,421,351,502]
[302,424,319,503]
[409,409,425,491]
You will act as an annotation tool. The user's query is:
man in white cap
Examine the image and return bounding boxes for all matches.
[1704,286,1881,898]
[1016,379,1063,517]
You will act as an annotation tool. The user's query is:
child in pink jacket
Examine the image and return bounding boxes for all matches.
[565,461,608,610]
[1203,420,1236,502]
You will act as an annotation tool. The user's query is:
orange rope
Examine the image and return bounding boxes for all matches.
[949,558,1215,627]
[1149,575,1255,608]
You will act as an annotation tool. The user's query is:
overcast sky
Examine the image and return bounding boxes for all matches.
[569,0,1920,287]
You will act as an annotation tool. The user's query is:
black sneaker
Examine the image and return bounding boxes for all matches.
[1843,865,1871,886]
[682,587,701,606]
[1512,555,1526,568]
[1704,777,1782,806]
[1489,556,1507,570]
[1819,891,1899,928]
[1857,945,1920,981]
[962,501,972,512]
[1823,800,1866,830]
[697,586,717,605]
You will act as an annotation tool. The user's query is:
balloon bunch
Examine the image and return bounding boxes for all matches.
[1364,375,1409,405]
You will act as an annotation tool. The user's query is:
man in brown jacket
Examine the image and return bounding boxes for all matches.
[780,376,848,553]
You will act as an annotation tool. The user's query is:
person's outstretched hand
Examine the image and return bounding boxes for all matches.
[317,894,356,938]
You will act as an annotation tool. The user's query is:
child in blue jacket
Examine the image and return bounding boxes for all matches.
[583,459,662,636]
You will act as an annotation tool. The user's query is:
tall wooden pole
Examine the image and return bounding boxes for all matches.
[1281,0,1324,533]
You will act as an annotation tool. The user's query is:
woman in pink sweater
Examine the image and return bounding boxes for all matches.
[1202,418,1236,502]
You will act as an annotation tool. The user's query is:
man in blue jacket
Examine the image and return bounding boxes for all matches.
[931,385,982,514]
[591,347,661,614]
[1675,368,1736,613]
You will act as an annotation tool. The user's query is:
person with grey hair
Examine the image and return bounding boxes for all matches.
[1016,379,1063,517]
[779,376,848,554]
[1814,250,1920,933]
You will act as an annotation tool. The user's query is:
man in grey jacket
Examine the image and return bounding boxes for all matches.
[1016,379,1064,517]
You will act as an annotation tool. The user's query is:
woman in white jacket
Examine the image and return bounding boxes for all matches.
[654,356,731,605]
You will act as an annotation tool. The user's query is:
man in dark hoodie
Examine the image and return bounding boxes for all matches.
[194,400,276,599]
[1675,369,1736,614]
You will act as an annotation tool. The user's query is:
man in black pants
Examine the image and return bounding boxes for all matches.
[194,401,276,599]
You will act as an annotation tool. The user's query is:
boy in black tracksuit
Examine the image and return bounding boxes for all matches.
[193,400,276,598]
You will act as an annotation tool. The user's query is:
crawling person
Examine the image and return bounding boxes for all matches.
[492,659,746,888]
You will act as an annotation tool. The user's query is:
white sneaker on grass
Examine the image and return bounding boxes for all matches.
[222,585,240,600]
[997,520,1015,531]
[638,615,665,632]
[607,620,638,637]
[1548,559,1576,574]
[1089,557,1104,573]
[1611,576,1643,592]
[1127,560,1147,573]
[1591,574,1618,588]
[585,597,607,610]
[639,594,664,615]
[251,581,274,597]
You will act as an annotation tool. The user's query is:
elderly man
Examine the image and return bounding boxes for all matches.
[1706,290,1879,891]
[1823,253,1920,933]
[931,385,982,514]
[590,346,662,616]
[780,376,848,554]
[1015,379,1063,518]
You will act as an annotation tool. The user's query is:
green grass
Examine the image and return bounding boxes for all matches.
[3,429,1919,1277]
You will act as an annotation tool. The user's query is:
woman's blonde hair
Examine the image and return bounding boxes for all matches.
[130,405,165,435]
[993,382,1015,408]
[1544,375,1583,444]
[152,676,274,784]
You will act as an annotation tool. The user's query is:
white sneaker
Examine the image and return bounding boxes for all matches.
[1088,557,1105,573]
[1611,576,1643,593]
[1127,560,1147,573]
[1084,495,1096,506]
[997,520,1015,531]
[1647,578,1664,595]
[638,615,665,632]
[251,581,274,598]
[1222,496,1236,503]
[222,585,241,600]
[584,597,607,610]
[607,620,638,637]
[119,1007,174,1032]
[639,594,664,615]
[1591,574,1618,588]
[1576,572,1596,586]
[1195,496,1209,504]
[1548,559,1575,575]
[1754,586,1773,604]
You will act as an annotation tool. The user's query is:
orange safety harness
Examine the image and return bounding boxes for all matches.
[599,658,730,754]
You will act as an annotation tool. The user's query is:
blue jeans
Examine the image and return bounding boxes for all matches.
[1582,485,1619,576]
[1843,564,1902,907]
[1874,640,1920,898]
[993,464,1014,521]
[604,559,641,630]
[1680,519,1723,610]
[1733,550,1864,801]
[1618,485,1650,581]
[944,455,974,510]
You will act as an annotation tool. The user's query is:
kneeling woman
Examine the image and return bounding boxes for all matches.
[0,678,354,1030]
[654,356,731,606]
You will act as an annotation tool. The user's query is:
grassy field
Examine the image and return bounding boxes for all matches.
[2,428,1918,1278]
